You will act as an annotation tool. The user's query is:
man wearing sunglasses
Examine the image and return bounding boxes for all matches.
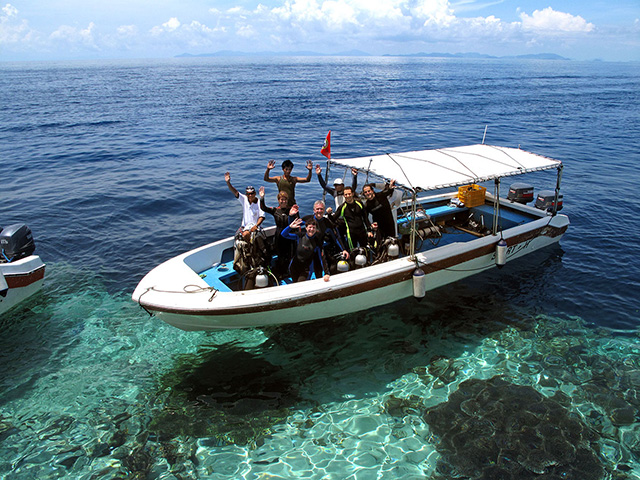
[225,172,265,241]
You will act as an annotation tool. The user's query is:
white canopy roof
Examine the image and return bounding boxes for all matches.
[330,144,561,192]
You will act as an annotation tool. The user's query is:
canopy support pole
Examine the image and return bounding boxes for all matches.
[492,178,501,235]
[552,164,563,216]
[409,190,418,260]
[322,161,331,203]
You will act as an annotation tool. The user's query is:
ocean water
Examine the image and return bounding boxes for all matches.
[1,57,640,479]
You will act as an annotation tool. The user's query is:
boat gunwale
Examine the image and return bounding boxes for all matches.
[136,213,569,317]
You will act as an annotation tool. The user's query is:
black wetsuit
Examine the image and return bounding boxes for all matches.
[281,224,328,282]
[302,214,347,276]
[365,189,396,240]
[260,198,298,279]
[334,200,370,250]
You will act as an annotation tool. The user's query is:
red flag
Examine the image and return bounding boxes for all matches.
[320,131,331,159]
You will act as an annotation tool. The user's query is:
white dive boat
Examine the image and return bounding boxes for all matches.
[133,144,569,331]
[0,224,46,315]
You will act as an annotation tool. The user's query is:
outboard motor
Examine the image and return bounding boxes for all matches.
[0,224,36,263]
[507,183,534,204]
[535,190,563,211]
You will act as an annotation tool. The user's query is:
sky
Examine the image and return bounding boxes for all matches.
[1,0,639,62]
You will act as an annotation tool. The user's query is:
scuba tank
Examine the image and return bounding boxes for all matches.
[337,258,350,272]
[387,240,400,258]
[255,266,269,288]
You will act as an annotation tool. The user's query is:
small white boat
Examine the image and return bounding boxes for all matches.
[0,224,46,315]
[133,144,569,331]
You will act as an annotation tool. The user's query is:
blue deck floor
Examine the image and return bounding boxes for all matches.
[198,202,536,291]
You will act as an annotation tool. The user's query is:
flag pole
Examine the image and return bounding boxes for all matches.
[321,131,331,203]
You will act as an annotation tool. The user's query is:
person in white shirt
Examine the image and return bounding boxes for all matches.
[224,172,265,240]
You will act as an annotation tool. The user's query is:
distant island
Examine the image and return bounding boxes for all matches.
[176,51,570,60]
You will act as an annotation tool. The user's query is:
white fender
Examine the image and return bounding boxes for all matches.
[412,268,425,300]
[495,239,508,268]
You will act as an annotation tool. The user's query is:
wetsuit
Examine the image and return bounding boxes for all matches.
[260,198,298,279]
[281,224,328,282]
[302,214,347,277]
[365,189,396,239]
[335,200,370,250]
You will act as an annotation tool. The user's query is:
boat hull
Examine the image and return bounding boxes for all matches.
[133,212,569,331]
[0,255,46,315]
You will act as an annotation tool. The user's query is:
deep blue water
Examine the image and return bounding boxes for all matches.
[1,57,639,479]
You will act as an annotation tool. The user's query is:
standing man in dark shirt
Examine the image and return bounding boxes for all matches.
[334,186,371,250]
[362,181,397,240]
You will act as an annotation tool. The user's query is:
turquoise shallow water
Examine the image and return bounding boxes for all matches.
[1,57,640,479]
[3,273,640,478]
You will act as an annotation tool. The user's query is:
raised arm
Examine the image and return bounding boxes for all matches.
[264,160,279,183]
[351,167,358,191]
[383,179,397,197]
[281,217,303,240]
[258,186,275,215]
[295,160,314,183]
[289,204,300,221]
[316,164,334,195]
[225,172,239,198]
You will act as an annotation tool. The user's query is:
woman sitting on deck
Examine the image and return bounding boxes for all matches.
[281,217,330,283]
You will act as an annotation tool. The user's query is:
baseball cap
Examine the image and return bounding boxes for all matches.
[333,178,344,186]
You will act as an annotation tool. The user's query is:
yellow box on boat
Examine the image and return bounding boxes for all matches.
[458,184,487,207]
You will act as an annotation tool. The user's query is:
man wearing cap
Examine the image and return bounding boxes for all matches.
[315,165,359,209]
[225,172,265,238]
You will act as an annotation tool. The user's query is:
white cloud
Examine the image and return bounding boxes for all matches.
[50,22,98,48]
[3,3,17,16]
[2,0,633,61]
[520,7,594,34]
[138,2,601,57]
[268,0,453,29]
[163,17,181,31]
[150,17,181,35]
[1,3,37,45]
[117,25,138,37]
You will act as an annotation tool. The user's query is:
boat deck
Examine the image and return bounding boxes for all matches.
[197,199,541,292]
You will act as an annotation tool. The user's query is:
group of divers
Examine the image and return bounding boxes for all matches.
[224,159,404,289]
